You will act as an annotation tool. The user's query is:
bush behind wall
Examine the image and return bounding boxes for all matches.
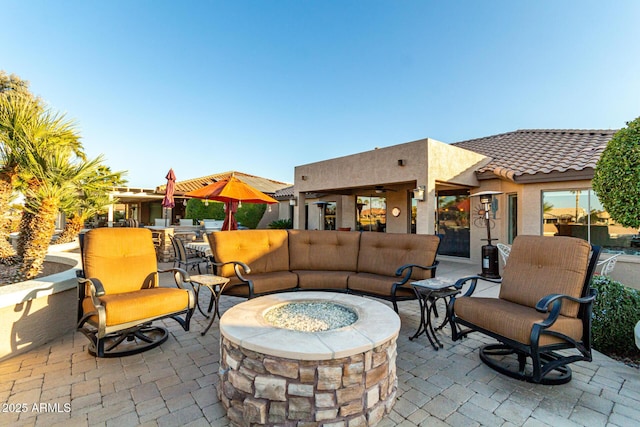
[591,275,640,358]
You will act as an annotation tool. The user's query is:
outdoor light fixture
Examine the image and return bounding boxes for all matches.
[412,186,426,201]
[289,197,298,206]
[471,190,502,279]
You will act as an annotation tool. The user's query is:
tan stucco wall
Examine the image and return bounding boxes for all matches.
[0,253,80,362]
[425,140,490,235]
[0,287,76,362]
[294,139,429,201]
[293,138,490,234]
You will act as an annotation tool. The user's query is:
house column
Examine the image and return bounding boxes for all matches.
[295,192,306,230]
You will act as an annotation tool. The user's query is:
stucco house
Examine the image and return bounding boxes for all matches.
[292,129,638,285]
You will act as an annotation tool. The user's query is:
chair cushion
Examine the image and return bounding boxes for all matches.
[499,236,591,318]
[288,230,360,271]
[83,228,159,294]
[84,288,190,327]
[209,230,290,277]
[222,271,299,297]
[454,296,583,346]
[357,233,439,280]
[347,272,415,298]
[295,270,352,290]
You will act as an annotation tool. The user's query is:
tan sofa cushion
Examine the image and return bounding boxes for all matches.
[222,271,299,297]
[357,233,439,280]
[454,297,583,346]
[83,228,159,293]
[295,270,351,290]
[209,230,290,277]
[499,235,591,318]
[348,273,415,298]
[289,230,360,271]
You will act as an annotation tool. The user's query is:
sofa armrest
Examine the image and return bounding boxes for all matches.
[395,260,440,284]
[212,260,252,280]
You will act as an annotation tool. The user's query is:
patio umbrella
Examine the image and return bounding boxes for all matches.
[222,200,239,231]
[184,175,277,230]
[162,169,176,227]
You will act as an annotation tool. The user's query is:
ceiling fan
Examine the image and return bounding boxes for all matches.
[374,185,397,194]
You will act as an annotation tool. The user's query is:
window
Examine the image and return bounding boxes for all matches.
[436,191,470,257]
[542,189,638,255]
[324,202,336,230]
[356,196,386,232]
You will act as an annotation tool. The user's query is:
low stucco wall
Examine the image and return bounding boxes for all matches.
[609,256,640,291]
[0,252,81,362]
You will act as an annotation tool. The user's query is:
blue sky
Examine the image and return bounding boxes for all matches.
[3,1,639,188]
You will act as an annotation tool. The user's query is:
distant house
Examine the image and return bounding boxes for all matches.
[108,171,291,227]
[292,129,638,270]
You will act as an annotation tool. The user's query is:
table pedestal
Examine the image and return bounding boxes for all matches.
[410,281,459,350]
[188,274,231,335]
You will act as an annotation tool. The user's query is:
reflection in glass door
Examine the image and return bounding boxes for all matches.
[409,194,417,234]
[508,194,517,244]
[356,196,386,232]
[436,190,470,257]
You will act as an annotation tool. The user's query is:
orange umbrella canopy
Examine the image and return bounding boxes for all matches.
[184,176,278,204]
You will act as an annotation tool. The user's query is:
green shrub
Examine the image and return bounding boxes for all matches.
[185,199,267,229]
[268,219,293,229]
[185,199,224,221]
[591,275,640,358]
[235,203,267,229]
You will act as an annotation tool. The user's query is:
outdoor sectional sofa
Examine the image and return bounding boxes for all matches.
[208,229,441,312]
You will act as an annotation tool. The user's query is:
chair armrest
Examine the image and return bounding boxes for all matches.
[159,267,191,289]
[77,277,106,309]
[535,292,597,327]
[454,275,502,297]
[78,277,106,297]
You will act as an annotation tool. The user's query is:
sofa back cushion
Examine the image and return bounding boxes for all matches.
[82,228,158,293]
[209,230,290,277]
[499,235,591,318]
[357,233,440,279]
[288,230,361,271]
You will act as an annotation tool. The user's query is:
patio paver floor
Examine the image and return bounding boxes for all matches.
[1,260,639,427]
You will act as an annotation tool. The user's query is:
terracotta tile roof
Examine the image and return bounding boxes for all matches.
[452,129,617,182]
[274,185,294,198]
[156,171,291,196]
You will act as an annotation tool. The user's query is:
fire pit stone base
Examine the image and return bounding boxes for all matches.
[219,335,397,426]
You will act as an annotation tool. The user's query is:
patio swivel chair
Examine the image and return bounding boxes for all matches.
[77,228,195,357]
[449,235,601,384]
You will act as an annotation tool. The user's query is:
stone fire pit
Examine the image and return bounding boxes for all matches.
[218,291,400,426]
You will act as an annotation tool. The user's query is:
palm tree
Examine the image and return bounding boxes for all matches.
[0,93,83,263]
[0,73,39,259]
[16,152,102,280]
[55,163,124,245]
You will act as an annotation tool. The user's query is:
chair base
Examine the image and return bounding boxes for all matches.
[479,343,572,385]
[85,325,169,358]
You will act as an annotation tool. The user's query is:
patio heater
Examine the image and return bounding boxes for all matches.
[471,191,502,279]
